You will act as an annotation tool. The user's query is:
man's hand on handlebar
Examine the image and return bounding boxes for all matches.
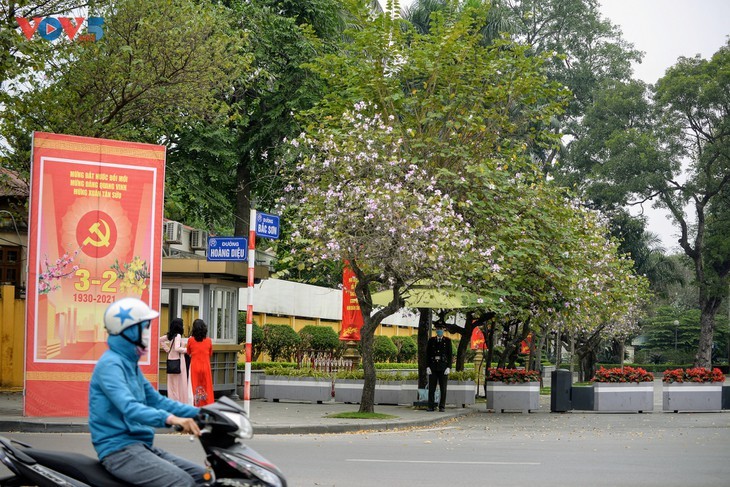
[167,415,201,436]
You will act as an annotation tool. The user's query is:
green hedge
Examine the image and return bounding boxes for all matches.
[596,363,695,373]
[260,366,477,382]
[262,366,419,381]
[238,361,297,370]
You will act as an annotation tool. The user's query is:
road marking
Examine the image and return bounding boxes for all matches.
[369,426,458,434]
[346,459,540,466]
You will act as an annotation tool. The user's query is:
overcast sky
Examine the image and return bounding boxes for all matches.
[598,0,730,252]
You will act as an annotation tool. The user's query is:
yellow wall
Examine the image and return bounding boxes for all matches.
[0,285,24,388]
[1,286,432,385]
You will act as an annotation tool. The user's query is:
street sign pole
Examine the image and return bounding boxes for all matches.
[244,208,257,417]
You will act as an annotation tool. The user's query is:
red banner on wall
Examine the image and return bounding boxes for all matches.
[24,132,165,416]
[339,262,363,341]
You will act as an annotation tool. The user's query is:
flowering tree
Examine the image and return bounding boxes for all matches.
[279,103,482,412]
[294,1,651,383]
[461,172,651,377]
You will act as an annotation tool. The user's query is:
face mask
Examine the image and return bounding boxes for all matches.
[436,330,444,337]
[141,326,151,349]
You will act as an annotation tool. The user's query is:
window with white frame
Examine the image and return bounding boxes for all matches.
[209,287,237,343]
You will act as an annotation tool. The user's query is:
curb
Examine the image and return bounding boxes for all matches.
[0,410,475,435]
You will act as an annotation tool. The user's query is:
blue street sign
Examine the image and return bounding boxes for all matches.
[207,237,247,261]
[255,212,280,239]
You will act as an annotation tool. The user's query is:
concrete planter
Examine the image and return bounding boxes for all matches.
[448,380,477,407]
[334,379,363,404]
[399,380,419,406]
[662,382,724,412]
[261,376,333,403]
[486,381,539,413]
[236,370,264,400]
[374,380,402,405]
[335,379,412,405]
[593,382,653,412]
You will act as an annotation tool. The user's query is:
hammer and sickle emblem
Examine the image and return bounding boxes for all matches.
[83,218,111,247]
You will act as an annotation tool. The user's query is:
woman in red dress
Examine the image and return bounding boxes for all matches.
[187,319,214,407]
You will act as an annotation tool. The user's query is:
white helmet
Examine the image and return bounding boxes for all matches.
[104,297,159,335]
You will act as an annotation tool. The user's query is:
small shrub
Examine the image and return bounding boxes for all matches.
[591,366,654,383]
[263,324,301,362]
[373,335,398,362]
[486,368,540,383]
[662,367,725,383]
[391,336,417,363]
[449,370,476,381]
[298,325,341,354]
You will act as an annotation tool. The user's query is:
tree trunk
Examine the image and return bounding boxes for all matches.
[350,262,404,413]
[454,311,473,372]
[695,292,723,368]
[358,319,376,413]
[578,348,597,382]
[483,323,496,397]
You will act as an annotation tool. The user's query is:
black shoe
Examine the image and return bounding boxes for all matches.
[439,408,445,412]
[427,408,434,412]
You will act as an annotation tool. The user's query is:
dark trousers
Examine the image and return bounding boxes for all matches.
[428,371,448,410]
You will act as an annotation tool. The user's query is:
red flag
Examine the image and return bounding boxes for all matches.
[470,327,487,350]
[519,333,533,354]
[339,262,363,341]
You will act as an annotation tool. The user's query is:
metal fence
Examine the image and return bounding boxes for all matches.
[297,351,354,373]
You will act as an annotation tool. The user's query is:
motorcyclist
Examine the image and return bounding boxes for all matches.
[89,297,207,486]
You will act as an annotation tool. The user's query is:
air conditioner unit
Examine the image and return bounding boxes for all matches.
[190,229,208,250]
[164,221,183,244]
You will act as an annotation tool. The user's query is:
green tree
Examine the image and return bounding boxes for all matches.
[286,1,650,407]
[502,0,641,167]
[280,102,474,412]
[391,336,417,363]
[262,324,301,362]
[564,43,730,367]
[1,0,249,185]
[298,325,341,354]
[373,336,398,363]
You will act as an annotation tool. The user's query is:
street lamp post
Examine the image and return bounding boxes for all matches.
[674,320,679,352]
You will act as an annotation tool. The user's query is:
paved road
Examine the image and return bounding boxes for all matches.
[2,411,728,486]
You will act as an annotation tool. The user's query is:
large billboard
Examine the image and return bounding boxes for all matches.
[25,132,165,416]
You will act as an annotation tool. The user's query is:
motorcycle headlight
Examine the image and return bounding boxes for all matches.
[219,411,254,439]
[217,451,283,487]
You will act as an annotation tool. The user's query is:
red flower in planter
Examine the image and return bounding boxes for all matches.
[591,366,654,383]
[486,368,540,383]
[662,367,726,383]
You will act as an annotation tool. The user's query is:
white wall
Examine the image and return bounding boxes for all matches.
[238,279,422,328]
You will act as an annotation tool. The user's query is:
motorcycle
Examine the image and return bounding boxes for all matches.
[0,396,287,487]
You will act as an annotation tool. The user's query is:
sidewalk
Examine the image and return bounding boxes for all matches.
[0,391,477,435]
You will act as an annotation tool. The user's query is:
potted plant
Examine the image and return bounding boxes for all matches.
[591,366,654,413]
[662,367,726,412]
[486,368,540,413]
[447,370,477,408]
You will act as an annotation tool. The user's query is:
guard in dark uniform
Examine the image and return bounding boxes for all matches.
[426,324,452,412]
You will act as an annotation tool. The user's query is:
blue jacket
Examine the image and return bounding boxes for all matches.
[89,332,200,460]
